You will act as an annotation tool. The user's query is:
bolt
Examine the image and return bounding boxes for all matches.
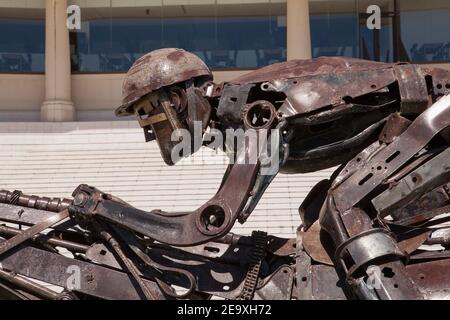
[73,193,86,206]
[58,293,75,300]
[209,214,217,225]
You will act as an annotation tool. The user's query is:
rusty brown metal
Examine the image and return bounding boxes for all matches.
[116,48,212,116]
[406,259,450,299]
[230,56,392,85]
[332,95,450,214]
[379,113,411,144]
[0,189,72,212]
[302,221,334,266]
[393,64,429,115]
[3,52,450,300]
[397,229,431,254]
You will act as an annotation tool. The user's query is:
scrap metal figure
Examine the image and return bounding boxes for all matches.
[1,48,450,299]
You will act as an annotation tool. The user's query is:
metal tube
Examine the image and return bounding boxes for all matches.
[0,225,89,253]
[0,269,60,300]
[0,189,72,212]
[92,220,157,300]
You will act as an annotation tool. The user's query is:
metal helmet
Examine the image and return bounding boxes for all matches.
[116,48,212,116]
[115,48,213,165]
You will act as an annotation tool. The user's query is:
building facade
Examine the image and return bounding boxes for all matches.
[0,0,449,121]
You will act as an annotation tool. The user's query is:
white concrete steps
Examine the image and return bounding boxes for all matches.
[0,121,335,237]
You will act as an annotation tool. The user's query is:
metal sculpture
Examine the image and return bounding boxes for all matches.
[1,48,450,299]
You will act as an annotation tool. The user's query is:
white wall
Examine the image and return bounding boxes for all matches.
[1,64,449,121]
[0,74,45,121]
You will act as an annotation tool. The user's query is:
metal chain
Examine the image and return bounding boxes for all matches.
[238,230,268,300]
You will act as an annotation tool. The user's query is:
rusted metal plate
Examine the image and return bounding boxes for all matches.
[0,203,56,225]
[276,68,397,116]
[333,94,450,213]
[255,266,294,300]
[302,221,334,266]
[371,147,450,218]
[424,67,450,96]
[379,113,411,144]
[304,264,348,300]
[406,258,450,299]
[230,56,392,85]
[397,229,431,254]
[393,64,429,115]
[0,245,166,300]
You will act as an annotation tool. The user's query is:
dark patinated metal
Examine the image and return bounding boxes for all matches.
[1,49,450,299]
[117,48,212,116]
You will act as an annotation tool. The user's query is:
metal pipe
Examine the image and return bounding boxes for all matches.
[0,269,60,300]
[0,189,72,213]
[0,225,89,253]
[92,220,157,300]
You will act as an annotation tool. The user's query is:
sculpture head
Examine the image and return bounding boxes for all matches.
[115,48,213,165]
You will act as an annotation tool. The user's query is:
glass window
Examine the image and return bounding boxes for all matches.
[309,0,396,63]
[310,0,358,57]
[399,0,450,63]
[309,1,359,59]
[309,0,450,64]
[358,0,395,63]
[0,1,45,73]
[69,0,287,73]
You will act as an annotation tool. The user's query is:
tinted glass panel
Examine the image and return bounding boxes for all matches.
[359,15,394,63]
[309,0,359,59]
[400,0,450,63]
[310,13,358,59]
[0,3,45,73]
[70,1,286,72]
[309,0,396,63]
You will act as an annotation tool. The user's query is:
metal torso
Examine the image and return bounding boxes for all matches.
[219,57,450,173]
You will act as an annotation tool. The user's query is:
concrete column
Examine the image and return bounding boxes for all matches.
[41,0,75,121]
[287,0,312,60]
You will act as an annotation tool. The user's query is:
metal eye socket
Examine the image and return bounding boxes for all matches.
[169,87,187,113]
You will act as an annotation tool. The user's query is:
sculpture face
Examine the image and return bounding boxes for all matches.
[127,85,212,165]
[115,48,213,165]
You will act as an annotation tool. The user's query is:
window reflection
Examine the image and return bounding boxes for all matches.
[309,1,358,59]
[400,0,450,63]
[309,0,397,63]
[70,1,287,72]
[0,3,45,73]
[310,14,358,59]
[0,0,449,75]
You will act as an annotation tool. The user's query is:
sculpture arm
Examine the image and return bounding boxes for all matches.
[71,128,285,246]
